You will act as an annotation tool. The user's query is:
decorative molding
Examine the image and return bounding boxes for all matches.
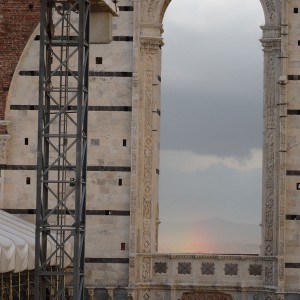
[143,289,151,300]
[0,135,10,164]
[141,54,154,253]
[142,257,151,282]
[140,37,163,53]
[262,43,280,256]
[278,84,287,284]
[87,288,95,300]
[264,261,275,286]
[107,288,114,300]
[260,39,281,52]
[138,253,276,261]
[264,0,276,22]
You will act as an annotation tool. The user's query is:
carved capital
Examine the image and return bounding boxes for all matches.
[260,38,281,52]
[140,37,163,53]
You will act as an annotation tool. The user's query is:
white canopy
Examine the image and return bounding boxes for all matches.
[0,210,73,273]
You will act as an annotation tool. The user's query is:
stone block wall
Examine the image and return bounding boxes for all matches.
[0,0,40,133]
[1,0,134,288]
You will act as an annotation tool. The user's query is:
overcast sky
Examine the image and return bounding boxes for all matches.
[158,0,265,253]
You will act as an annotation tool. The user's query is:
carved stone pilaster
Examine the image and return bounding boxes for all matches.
[87,288,95,300]
[0,134,10,164]
[127,290,136,300]
[141,257,151,282]
[277,84,287,287]
[264,261,275,286]
[261,34,281,257]
[107,288,114,300]
[142,289,151,300]
[139,53,155,254]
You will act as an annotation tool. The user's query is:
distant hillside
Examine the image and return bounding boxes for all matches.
[158,218,260,254]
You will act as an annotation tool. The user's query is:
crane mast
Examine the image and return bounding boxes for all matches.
[35,0,89,298]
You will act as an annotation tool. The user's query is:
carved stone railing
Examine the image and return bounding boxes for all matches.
[136,253,277,289]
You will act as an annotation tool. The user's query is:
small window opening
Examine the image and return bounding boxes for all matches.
[121,243,125,250]
[91,139,100,146]
[118,178,122,186]
[96,57,103,64]
[104,210,110,215]
[26,177,31,185]
[294,7,299,13]
[28,4,34,10]
[123,139,127,147]
[25,138,29,145]
[298,40,300,46]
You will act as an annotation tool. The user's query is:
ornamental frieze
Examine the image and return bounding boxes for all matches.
[181,293,232,300]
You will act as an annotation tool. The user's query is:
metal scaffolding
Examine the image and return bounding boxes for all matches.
[35,0,90,299]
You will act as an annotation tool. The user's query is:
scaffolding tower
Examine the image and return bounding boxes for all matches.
[35,0,90,298]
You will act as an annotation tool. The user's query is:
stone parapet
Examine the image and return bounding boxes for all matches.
[134,253,276,290]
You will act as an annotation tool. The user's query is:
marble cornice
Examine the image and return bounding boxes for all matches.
[137,253,277,261]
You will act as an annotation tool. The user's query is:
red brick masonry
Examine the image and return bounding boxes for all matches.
[0,0,40,133]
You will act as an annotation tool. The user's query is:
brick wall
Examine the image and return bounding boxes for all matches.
[0,0,40,133]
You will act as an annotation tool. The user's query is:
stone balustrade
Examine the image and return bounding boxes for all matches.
[136,253,277,289]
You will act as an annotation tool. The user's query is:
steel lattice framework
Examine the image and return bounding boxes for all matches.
[35,0,89,298]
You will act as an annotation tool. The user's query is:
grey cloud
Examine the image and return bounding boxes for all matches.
[159,163,262,225]
[160,19,264,158]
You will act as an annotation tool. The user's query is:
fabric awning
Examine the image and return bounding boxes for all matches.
[0,210,73,273]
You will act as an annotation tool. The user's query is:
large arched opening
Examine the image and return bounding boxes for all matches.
[159,0,265,253]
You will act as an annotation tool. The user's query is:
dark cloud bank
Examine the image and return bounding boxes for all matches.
[161,18,264,158]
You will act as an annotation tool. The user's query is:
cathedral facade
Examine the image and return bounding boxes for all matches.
[0,0,299,299]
